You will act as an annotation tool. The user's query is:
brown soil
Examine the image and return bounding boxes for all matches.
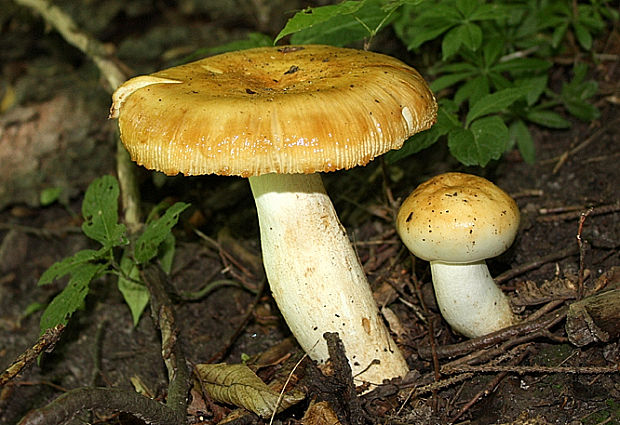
[0,2,618,425]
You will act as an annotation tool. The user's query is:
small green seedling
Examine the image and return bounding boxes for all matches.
[37,175,188,332]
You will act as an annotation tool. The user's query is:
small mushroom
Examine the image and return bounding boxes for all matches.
[396,172,519,338]
[111,45,437,385]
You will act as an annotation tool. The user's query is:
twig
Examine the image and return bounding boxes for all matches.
[140,264,190,418]
[576,208,593,300]
[269,353,308,425]
[178,279,247,301]
[449,347,532,423]
[442,364,619,375]
[536,120,615,174]
[495,245,579,284]
[0,324,65,387]
[18,387,183,425]
[402,372,475,397]
[536,202,620,223]
[419,306,567,360]
[12,0,125,90]
[524,299,565,322]
[13,0,141,230]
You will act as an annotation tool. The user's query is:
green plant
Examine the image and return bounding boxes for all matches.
[37,175,188,332]
[264,0,613,166]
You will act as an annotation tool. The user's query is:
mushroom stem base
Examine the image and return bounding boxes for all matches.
[249,172,408,386]
[430,261,516,338]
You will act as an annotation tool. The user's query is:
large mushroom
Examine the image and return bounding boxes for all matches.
[396,172,520,338]
[110,45,437,385]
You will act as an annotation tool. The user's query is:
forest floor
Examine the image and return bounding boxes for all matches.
[0,1,618,424]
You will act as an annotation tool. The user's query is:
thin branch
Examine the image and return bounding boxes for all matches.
[140,265,190,418]
[13,0,125,90]
[494,246,579,284]
[13,0,141,231]
[18,387,183,425]
[442,364,619,375]
[418,306,567,360]
[0,324,65,387]
[576,208,593,300]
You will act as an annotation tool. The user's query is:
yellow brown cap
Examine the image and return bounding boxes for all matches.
[110,45,437,177]
[396,173,520,264]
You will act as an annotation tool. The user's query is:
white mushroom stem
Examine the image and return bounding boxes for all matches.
[249,172,408,385]
[429,260,516,338]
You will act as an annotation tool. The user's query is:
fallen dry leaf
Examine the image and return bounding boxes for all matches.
[196,363,305,418]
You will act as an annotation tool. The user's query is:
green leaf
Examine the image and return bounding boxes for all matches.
[437,62,478,74]
[510,119,536,164]
[551,22,569,48]
[442,25,464,59]
[573,22,592,50]
[158,233,176,274]
[430,71,476,92]
[454,75,489,106]
[404,21,455,49]
[38,249,103,286]
[275,1,366,44]
[483,38,504,67]
[564,98,600,121]
[525,110,570,129]
[449,116,508,166]
[465,88,527,125]
[81,176,127,248]
[117,253,149,326]
[134,202,189,264]
[469,4,509,21]
[514,75,548,106]
[40,263,104,332]
[40,187,63,206]
[290,0,389,46]
[447,128,476,165]
[492,58,552,74]
[459,22,482,51]
[24,302,46,318]
[456,0,476,17]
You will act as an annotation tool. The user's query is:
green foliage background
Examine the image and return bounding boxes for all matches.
[237,0,614,166]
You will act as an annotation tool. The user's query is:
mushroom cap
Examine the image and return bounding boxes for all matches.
[110,45,437,177]
[396,172,520,264]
